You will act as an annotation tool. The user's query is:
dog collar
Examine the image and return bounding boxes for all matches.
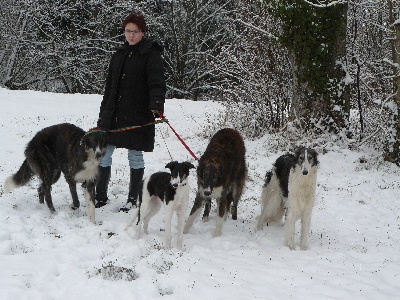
[175,183,186,188]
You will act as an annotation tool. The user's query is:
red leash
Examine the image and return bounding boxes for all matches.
[85,112,198,161]
[159,112,199,161]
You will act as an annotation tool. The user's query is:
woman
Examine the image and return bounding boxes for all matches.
[95,12,166,212]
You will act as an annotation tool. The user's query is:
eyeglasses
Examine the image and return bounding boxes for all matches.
[125,29,142,35]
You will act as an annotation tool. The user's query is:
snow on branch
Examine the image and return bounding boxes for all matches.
[234,19,278,40]
[302,0,347,8]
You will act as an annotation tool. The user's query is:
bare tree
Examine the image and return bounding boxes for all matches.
[211,0,293,137]
[0,0,132,92]
[159,0,239,99]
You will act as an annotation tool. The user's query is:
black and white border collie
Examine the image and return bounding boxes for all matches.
[125,161,195,251]
[3,123,108,223]
[257,146,319,250]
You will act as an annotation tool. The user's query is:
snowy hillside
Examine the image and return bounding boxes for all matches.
[0,88,399,299]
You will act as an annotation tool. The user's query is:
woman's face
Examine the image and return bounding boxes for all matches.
[124,22,144,45]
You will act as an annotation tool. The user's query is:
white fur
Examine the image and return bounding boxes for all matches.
[3,176,17,193]
[125,174,190,251]
[183,205,202,234]
[258,164,318,250]
[214,215,224,237]
[183,185,225,237]
[210,186,223,198]
[84,188,96,224]
[74,150,100,182]
[256,173,285,230]
[285,165,317,250]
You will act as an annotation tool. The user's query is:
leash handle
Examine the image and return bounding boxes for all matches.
[159,112,199,161]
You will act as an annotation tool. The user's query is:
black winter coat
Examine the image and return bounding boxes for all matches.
[98,38,166,151]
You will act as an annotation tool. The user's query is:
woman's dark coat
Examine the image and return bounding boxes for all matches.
[98,38,166,151]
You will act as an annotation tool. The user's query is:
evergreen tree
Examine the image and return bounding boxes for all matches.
[265,0,350,133]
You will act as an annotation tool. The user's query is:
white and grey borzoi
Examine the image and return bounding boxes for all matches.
[257,147,319,250]
[125,161,195,251]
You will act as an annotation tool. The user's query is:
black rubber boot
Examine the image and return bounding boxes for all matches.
[95,166,111,208]
[120,168,144,212]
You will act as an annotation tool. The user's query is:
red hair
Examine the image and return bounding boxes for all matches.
[122,12,147,33]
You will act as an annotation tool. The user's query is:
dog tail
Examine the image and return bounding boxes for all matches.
[3,160,34,193]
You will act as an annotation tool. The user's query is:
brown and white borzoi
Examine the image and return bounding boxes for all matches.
[257,147,319,250]
[125,161,195,251]
[183,128,247,237]
[3,123,108,223]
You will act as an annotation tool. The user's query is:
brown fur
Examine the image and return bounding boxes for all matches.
[183,128,247,237]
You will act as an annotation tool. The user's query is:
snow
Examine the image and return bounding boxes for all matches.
[1,88,399,299]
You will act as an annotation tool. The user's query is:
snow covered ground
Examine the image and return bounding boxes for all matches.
[0,88,399,299]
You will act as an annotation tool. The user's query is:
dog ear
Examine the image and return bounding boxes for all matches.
[309,148,319,165]
[197,162,203,177]
[184,162,196,169]
[80,135,89,147]
[294,146,305,157]
[165,161,178,170]
[218,164,223,175]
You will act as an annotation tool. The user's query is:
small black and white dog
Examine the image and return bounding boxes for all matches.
[125,161,195,251]
[257,146,319,250]
[3,123,108,223]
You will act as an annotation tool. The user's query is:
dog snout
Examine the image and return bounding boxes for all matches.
[302,170,308,175]
[95,152,103,160]
[172,183,178,188]
[204,190,211,197]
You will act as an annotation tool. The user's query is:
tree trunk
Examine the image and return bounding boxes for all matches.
[384,2,400,166]
[3,12,27,87]
[327,3,350,131]
[284,2,349,133]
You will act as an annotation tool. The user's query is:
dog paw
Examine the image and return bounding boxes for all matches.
[213,230,222,238]
[70,205,79,210]
[300,244,308,251]
[183,225,190,234]
[284,240,295,250]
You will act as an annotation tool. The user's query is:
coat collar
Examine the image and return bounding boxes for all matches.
[118,38,162,55]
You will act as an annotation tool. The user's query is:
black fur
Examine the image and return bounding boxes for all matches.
[4,123,108,218]
[146,172,176,205]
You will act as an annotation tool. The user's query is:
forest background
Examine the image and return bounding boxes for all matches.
[1,0,399,165]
